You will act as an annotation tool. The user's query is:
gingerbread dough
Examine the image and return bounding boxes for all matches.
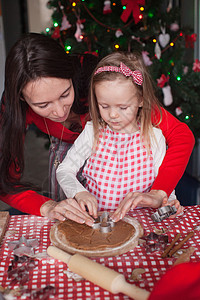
[50,214,143,257]
[57,219,135,250]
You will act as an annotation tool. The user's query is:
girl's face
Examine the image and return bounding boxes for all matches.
[22,77,75,122]
[95,78,143,133]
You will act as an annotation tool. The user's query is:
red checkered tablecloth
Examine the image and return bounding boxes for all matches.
[0,206,200,299]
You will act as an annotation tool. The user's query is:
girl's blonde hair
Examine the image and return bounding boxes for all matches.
[89,51,162,149]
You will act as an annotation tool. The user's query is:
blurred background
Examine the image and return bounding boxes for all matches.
[0,0,200,211]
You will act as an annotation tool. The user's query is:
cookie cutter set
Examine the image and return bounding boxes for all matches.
[151,205,177,222]
[93,211,115,233]
[92,205,177,232]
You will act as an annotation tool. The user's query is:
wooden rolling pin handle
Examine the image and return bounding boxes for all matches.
[111,275,150,300]
[47,245,72,264]
[47,246,150,300]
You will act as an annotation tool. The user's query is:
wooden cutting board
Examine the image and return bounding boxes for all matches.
[50,215,144,257]
[0,211,10,244]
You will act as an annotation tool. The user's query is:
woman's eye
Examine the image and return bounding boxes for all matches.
[120,107,128,110]
[61,92,70,98]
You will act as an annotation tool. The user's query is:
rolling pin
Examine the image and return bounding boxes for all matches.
[47,246,150,300]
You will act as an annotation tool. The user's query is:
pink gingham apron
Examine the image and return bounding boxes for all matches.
[82,126,155,210]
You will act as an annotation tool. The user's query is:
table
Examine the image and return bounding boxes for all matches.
[0,206,200,300]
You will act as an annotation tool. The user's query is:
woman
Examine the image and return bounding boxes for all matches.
[0,33,194,225]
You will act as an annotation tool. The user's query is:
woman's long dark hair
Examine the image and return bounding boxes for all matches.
[0,33,89,194]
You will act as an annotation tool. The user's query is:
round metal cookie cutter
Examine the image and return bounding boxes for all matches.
[92,212,115,233]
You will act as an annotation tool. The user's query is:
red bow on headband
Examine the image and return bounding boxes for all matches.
[119,63,143,85]
[94,62,143,86]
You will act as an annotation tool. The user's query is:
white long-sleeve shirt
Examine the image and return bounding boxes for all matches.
[56,121,176,205]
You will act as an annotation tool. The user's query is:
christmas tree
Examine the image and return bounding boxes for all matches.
[43,0,200,140]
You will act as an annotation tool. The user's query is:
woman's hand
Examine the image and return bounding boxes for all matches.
[75,191,98,219]
[40,199,94,226]
[162,198,184,217]
[111,190,167,222]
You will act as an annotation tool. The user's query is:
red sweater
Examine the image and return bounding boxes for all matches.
[1,107,195,216]
[149,262,200,300]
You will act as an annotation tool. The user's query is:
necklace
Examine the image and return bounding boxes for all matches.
[43,118,65,169]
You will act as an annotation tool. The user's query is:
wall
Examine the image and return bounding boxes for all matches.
[181,0,200,60]
[27,0,52,33]
[0,0,29,97]
[1,0,28,55]
[0,0,5,97]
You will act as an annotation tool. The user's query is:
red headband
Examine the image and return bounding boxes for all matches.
[94,62,143,86]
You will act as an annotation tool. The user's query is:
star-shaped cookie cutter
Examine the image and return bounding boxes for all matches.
[7,235,39,257]
[92,212,115,233]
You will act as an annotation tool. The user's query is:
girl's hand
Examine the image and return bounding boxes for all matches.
[75,191,98,219]
[162,198,184,218]
[111,190,167,222]
[40,199,94,226]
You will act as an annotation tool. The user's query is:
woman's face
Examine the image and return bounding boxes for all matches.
[22,77,75,122]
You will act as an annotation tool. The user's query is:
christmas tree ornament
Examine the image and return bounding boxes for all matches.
[170,22,179,32]
[185,33,197,48]
[103,0,112,14]
[162,85,173,106]
[75,20,84,42]
[51,26,60,39]
[142,51,152,66]
[175,107,183,116]
[167,0,173,12]
[157,74,169,88]
[155,42,161,59]
[120,0,145,24]
[159,27,170,48]
[183,66,189,74]
[115,29,123,38]
[192,59,200,72]
[59,1,72,31]
[157,74,172,106]
[60,15,72,31]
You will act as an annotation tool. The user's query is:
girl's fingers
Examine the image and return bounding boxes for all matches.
[91,202,98,219]
[76,197,98,219]
[78,200,87,212]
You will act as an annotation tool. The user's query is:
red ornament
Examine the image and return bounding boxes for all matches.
[157,74,169,88]
[103,1,112,14]
[185,33,197,48]
[120,0,145,24]
[193,59,200,72]
[51,26,60,39]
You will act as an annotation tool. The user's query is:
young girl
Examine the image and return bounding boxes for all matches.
[56,51,183,221]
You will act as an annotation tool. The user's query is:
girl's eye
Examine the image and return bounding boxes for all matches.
[100,104,108,109]
[120,107,128,110]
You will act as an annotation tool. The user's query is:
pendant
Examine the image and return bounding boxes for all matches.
[54,157,60,169]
